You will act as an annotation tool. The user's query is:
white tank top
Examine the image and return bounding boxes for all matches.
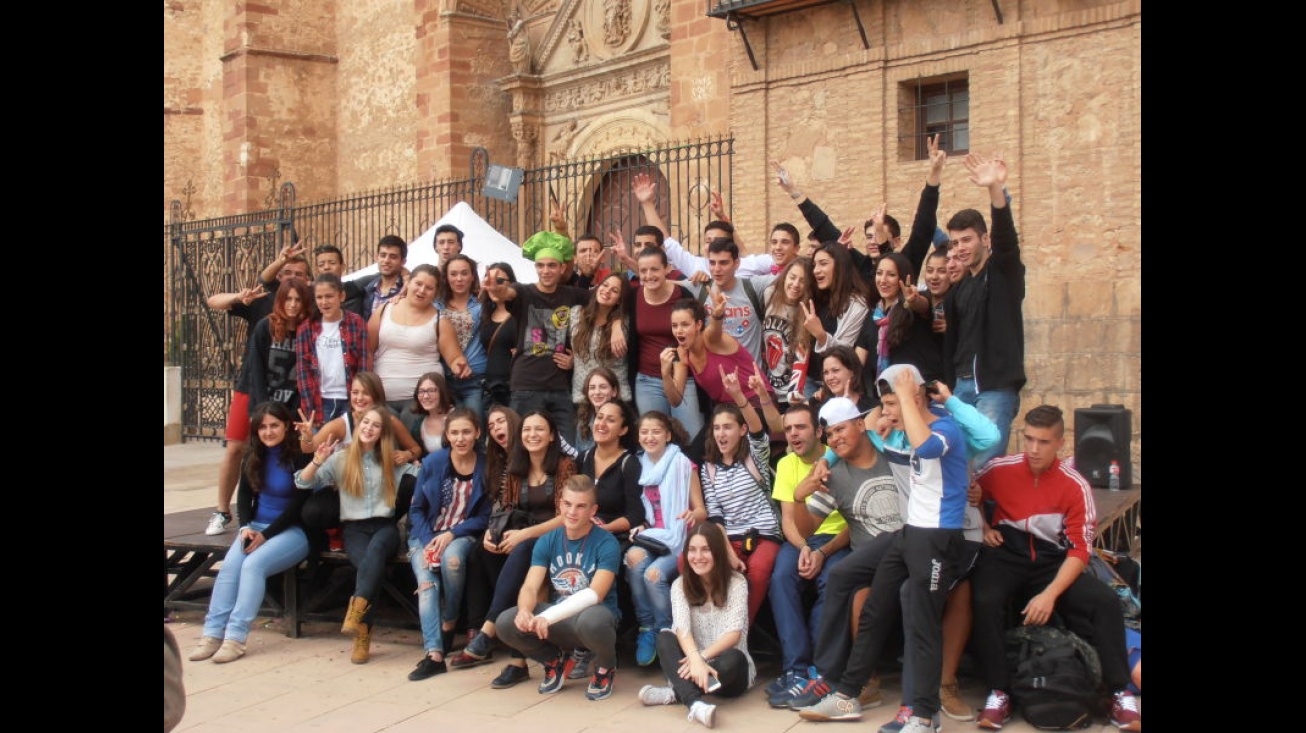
[374,304,442,402]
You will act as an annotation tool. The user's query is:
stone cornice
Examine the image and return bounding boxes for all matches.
[219,47,338,64]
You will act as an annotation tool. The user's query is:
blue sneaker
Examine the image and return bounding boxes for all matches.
[789,675,834,709]
[767,672,810,708]
[766,669,798,696]
[635,627,658,666]
[762,666,794,695]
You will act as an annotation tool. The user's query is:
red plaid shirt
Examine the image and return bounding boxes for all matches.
[294,312,372,427]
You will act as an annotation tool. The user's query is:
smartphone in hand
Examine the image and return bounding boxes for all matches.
[242,535,254,550]
[705,675,722,693]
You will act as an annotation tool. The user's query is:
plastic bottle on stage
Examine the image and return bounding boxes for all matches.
[1108,460,1121,491]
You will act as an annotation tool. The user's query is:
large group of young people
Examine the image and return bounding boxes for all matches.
[188,143,1141,732]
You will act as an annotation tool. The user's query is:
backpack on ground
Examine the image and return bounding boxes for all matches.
[1004,623,1102,730]
[1086,549,1141,630]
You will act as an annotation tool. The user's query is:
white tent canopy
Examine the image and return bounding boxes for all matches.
[343,201,537,284]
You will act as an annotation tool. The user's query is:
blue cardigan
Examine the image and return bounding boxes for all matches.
[408,448,490,547]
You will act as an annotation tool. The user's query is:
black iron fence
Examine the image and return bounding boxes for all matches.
[165,137,734,441]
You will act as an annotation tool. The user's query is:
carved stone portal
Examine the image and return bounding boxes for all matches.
[580,0,646,58]
[566,18,589,64]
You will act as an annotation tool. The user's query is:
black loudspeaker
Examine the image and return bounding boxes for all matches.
[1074,404,1132,488]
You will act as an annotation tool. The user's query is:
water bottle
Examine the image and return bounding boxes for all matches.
[1108,460,1121,491]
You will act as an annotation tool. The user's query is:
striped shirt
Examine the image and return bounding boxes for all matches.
[702,431,780,539]
[431,471,475,533]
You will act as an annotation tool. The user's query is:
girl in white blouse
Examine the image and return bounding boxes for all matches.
[637,522,755,728]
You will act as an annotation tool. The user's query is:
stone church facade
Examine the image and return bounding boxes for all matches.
[164,0,1141,472]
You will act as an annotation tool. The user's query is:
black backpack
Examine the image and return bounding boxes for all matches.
[1004,624,1102,730]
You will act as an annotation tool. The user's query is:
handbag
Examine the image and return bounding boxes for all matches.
[632,532,672,556]
[486,506,528,545]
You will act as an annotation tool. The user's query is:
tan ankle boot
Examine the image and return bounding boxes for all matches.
[351,623,372,664]
[341,596,371,636]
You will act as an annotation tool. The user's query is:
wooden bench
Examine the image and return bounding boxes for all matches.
[164,507,419,638]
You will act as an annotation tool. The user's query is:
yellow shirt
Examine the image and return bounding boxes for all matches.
[771,449,847,536]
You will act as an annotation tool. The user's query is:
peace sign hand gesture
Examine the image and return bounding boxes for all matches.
[295,408,317,441]
[838,225,856,249]
[800,299,825,341]
[709,189,730,222]
[277,241,306,265]
[313,435,341,465]
[926,133,947,179]
[238,284,268,306]
[900,277,919,308]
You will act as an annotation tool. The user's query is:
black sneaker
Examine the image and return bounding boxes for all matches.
[538,653,569,694]
[491,663,530,689]
[408,655,448,681]
[585,665,615,701]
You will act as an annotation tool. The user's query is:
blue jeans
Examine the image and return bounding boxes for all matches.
[634,372,704,442]
[407,533,475,654]
[510,389,576,452]
[768,533,850,674]
[449,376,484,423]
[625,544,680,631]
[202,521,309,643]
[320,397,350,424]
[951,378,1019,472]
[487,538,539,625]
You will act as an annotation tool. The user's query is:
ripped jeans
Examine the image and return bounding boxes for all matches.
[625,544,680,632]
[407,533,475,655]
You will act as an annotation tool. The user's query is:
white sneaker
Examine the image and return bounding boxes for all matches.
[688,700,716,728]
[639,684,677,706]
[899,717,937,733]
[205,511,231,535]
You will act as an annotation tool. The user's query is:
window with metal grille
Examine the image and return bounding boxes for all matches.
[898,75,969,161]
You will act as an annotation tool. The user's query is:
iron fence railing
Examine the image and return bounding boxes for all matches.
[165,137,733,440]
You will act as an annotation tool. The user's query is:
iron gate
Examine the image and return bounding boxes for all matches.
[165,137,734,441]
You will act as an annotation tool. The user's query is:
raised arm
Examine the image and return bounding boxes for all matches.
[207,283,268,312]
[772,160,841,243]
[720,365,764,435]
[747,362,783,435]
[901,135,946,272]
[259,241,306,284]
[705,285,730,351]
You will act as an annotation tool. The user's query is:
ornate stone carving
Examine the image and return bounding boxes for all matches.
[511,120,539,168]
[602,0,631,47]
[548,118,587,163]
[566,18,589,64]
[543,61,669,113]
[576,118,663,157]
[655,0,669,40]
[507,7,533,74]
[579,0,645,58]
